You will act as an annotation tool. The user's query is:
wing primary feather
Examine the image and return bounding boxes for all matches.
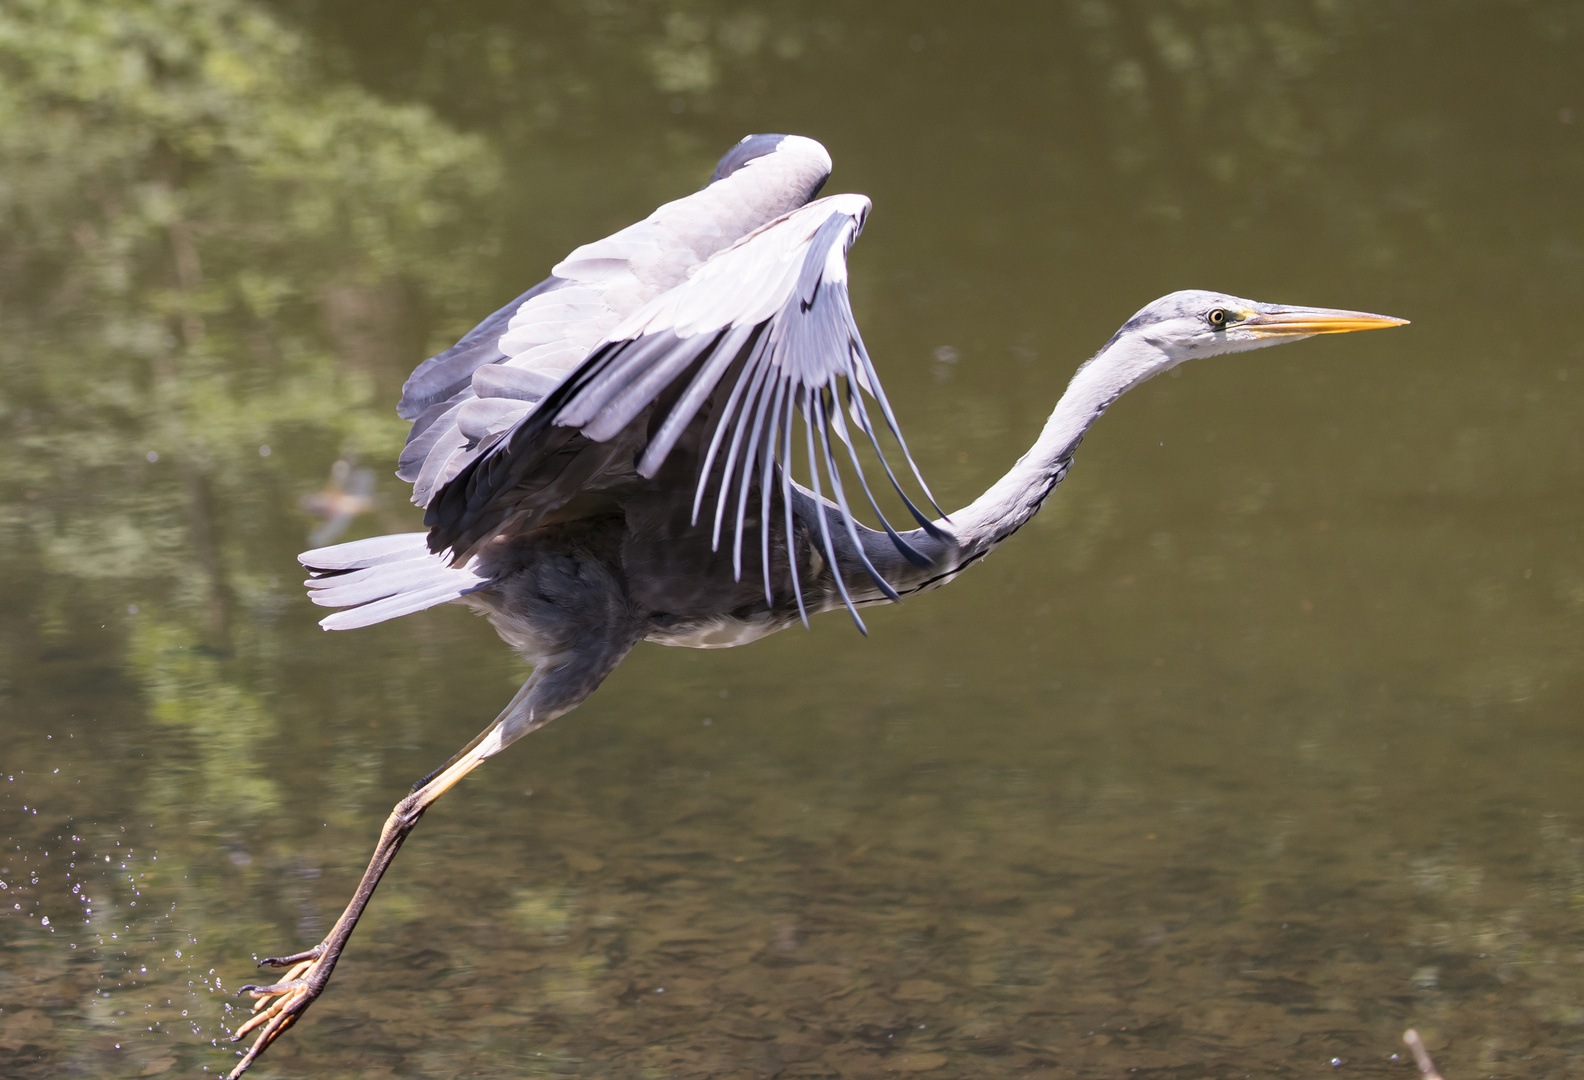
[758,375,789,607]
[729,361,781,581]
[582,332,717,442]
[643,322,760,478]
[836,384,932,567]
[554,333,677,429]
[710,350,775,552]
[829,385,930,567]
[802,385,867,633]
[795,216,845,308]
[852,343,949,530]
[545,346,620,428]
[799,207,943,525]
[780,389,808,628]
[400,397,466,482]
[544,341,625,430]
[710,346,778,549]
[690,328,767,526]
[815,391,903,601]
[845,358,949,540]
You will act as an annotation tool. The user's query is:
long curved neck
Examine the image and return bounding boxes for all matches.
[840,332,1175,601]
[944,333,1172,559]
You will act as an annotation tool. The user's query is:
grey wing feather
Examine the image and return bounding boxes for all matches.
[398,277,562,423]
[472,364,561,402]
[457,398,534,443]
[398,399,466,488]
[426,194,942,628]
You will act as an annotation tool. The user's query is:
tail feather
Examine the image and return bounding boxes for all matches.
[301,532,434,570]
[300,532,487,631]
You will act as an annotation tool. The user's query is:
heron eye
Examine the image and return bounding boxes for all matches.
[1207,308,1228,329]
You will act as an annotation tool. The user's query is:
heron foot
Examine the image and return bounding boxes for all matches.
[218,715,498,1077]
[224,946,336,1079]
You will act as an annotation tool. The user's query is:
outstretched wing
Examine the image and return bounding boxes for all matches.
[391,209,690,510]
[392,135,835,511]
[426,193,943,628]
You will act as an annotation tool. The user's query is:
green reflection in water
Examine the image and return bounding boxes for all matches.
[3,0,1584,1077]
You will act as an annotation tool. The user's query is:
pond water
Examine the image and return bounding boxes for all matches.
[2,2,1582,1077]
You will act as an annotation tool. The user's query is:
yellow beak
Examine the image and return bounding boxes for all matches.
[1244,306,1410,338]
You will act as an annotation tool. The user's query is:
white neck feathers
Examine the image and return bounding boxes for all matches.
[946,333,1175,553]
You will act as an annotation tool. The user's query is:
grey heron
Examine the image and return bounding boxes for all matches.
[227,133,1406,1076]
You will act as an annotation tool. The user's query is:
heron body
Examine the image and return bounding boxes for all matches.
[226,135,1406,1076]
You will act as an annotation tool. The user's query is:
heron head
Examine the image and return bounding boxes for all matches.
[1115,289,1408,365]
[706,134,832,199]
[1070,290,1409,405]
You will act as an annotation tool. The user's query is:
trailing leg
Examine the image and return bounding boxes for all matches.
[225,720,497,1078]
[225,549,644,1077]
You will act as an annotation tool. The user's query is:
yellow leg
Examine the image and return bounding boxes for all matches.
[222,626,638,1078]
[223,732,496,1078]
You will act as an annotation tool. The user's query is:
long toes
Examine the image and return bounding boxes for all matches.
[238,977,308,999]
[232,996,294,1040]
[277,959,315,984]
[250,972,308,1014]
[261,946,324,968]
[225,1007,302,1079]
[239,958,316,1000]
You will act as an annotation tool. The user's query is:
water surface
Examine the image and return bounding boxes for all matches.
[2,2,1582,1076]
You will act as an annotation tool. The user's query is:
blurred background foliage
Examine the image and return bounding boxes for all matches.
[0,0,496,646]
[0,0,501,867]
